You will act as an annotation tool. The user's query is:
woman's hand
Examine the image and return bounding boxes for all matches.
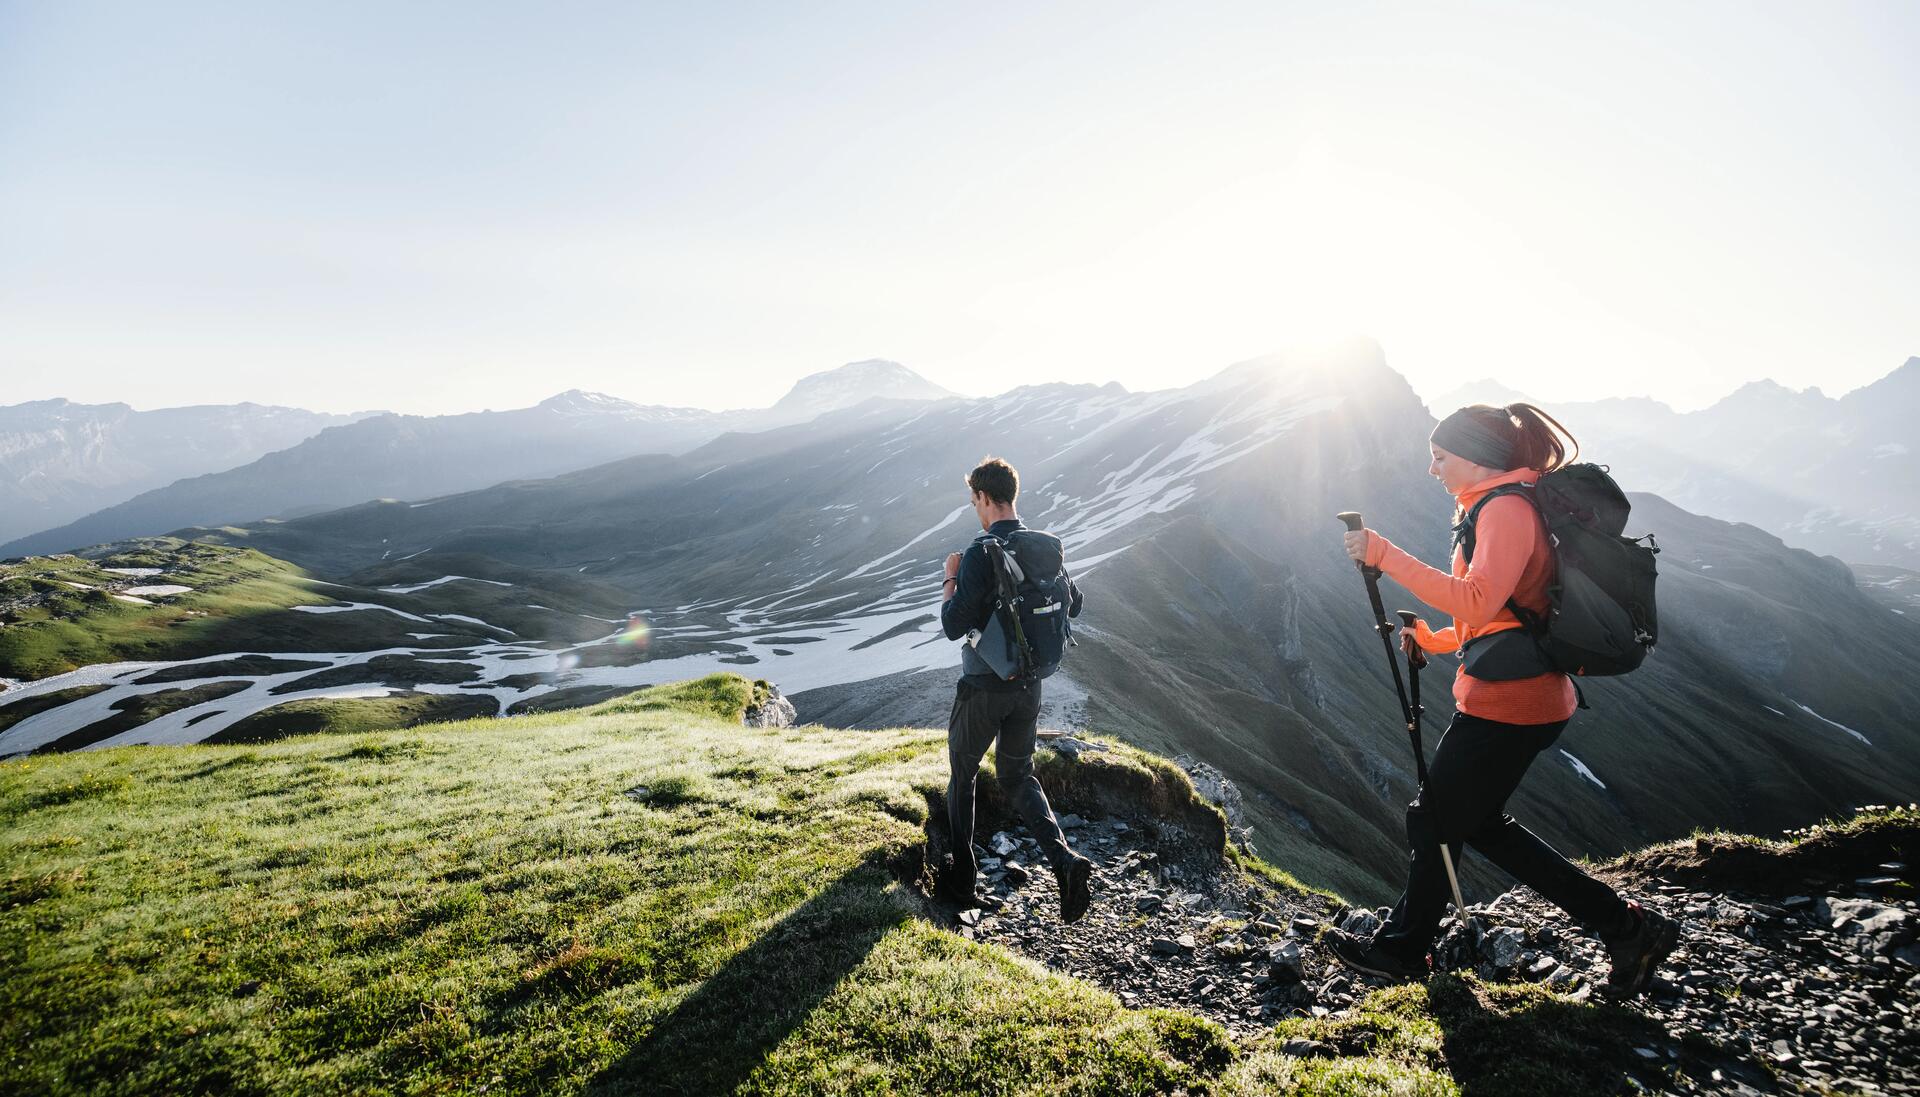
[944,552,963,580]
[1343,528,1372,564]
[1399,622,1428,668]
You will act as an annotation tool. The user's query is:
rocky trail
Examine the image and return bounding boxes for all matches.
[915,741,1917,1095]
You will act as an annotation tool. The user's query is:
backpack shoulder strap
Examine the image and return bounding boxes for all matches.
[980,536,1020,591]
[1452,484,1539,565]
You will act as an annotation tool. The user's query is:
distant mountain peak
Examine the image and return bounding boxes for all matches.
[1426,378,1540,414]
[1716,378,1832,408]
[538,389,641,413]
[1842,355,1920,404]
[768,360,959,419]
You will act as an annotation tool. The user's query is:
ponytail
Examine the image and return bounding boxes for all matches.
[1433,402,1581,473]
[1503,403,1579,473]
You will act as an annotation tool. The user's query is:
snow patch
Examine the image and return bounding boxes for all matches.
[378,575,513,594]
[845,503,970,579]
[428,613,516,634]
[1559,750,1606,790]
[1790,702,1873,746]
[291,602,435,624]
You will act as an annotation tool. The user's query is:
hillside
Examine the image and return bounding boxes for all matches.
[1,674,1913,1096]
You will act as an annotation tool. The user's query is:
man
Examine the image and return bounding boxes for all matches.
[938,456,1094,922]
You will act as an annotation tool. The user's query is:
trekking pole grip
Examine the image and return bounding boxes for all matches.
[1396,609,1426,671]
[1336,512,1382,579]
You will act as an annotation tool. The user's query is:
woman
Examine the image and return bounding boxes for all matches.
[1328,403,1679,995]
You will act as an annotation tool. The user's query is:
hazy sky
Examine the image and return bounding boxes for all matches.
[2,2,1915,415]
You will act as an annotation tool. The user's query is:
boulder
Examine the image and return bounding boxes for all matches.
[742,685,797,728]
[1268,939,1306,982]
[1481,926,1526,970]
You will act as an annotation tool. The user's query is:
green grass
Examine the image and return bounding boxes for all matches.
[0,674,1247,1095]
[0,672,1789,1095]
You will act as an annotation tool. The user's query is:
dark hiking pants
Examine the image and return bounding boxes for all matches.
[947,679,1073,884]
[1375,712,1635,961]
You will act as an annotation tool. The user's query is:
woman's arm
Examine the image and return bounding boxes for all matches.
[1411,618,1460,654]
[1364,495,1535,628]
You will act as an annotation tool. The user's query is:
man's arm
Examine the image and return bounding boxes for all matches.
[1067,574,1083,618]
[940,544,993,640]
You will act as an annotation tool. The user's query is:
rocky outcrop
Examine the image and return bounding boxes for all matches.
[920,793,1918,1096]
[1175,753,1256,854]
[742,683,796,728]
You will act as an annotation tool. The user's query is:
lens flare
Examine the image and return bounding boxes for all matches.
[616,612,651,651]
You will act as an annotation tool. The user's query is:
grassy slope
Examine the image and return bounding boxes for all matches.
[0,541,341,679]
[6,673,1869,1097]
[0,540,629,687]
[2,676,1243,1096]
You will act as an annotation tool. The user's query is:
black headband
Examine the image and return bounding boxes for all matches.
[1431,408,1517,470]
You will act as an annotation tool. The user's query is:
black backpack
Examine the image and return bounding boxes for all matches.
[1457,463,1659,679]
[979,531,1075,680]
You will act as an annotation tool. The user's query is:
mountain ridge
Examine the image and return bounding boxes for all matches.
[1,360,959,557]
[0,398,376,546]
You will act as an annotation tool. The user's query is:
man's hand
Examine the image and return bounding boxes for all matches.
[944,552,963,580]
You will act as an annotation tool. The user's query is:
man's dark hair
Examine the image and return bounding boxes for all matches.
[966,456,1019,505]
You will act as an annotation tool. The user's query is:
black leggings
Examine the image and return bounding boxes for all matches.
[1375,712,1633,960]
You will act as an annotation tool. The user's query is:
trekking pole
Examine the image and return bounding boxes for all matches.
[1336,513,1469,917]
[1398,609,1468,917]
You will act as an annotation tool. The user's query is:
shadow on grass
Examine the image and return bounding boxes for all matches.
[1420,975,1771,1097]
[586,851,913,1097]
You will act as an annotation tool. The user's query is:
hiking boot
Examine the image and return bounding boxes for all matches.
[1603,901,1680,997]
[1055,853,1092,923]
[1325,927,1428,982]
[936,857,983,909]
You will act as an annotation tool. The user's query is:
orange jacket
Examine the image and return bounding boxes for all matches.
[1364,468,1578,725]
